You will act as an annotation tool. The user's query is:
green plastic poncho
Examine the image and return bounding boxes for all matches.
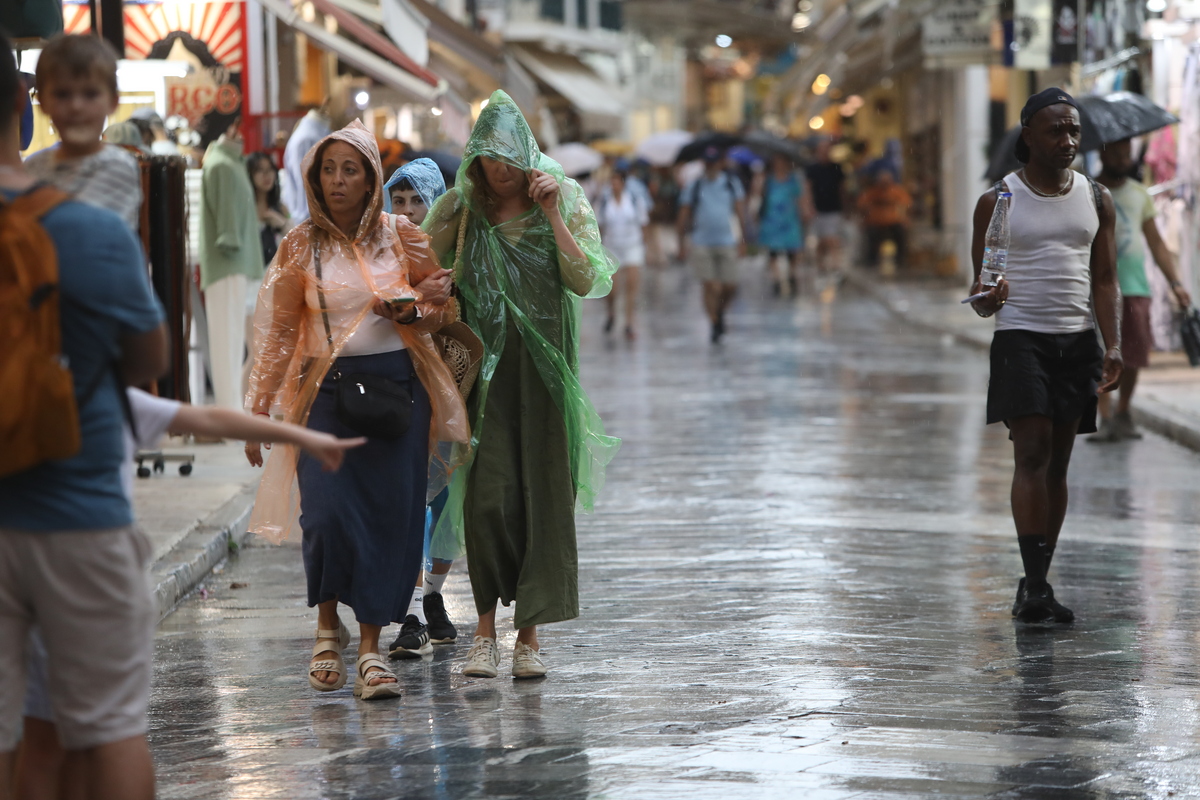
[424,91,620,562]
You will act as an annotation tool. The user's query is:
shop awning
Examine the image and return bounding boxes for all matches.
[510,46,625,125]
[257,0,442,102]
[308,0,438,86]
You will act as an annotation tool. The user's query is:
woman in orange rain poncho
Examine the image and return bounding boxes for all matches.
[243,120,468,700]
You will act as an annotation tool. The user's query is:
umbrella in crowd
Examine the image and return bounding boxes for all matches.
[405,150,461,186]
[545,142,605,177]
[726,146,762,167]
[674,132,742,164]
[985,91,1179,182]
[634,129,694,166]
[742,130,805,163]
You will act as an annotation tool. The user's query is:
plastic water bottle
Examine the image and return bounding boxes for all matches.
[980,192,1012,287]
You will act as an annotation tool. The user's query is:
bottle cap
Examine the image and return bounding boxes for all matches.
[999,192,1012,198]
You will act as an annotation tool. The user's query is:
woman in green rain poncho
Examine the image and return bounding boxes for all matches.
[424,91,619,679]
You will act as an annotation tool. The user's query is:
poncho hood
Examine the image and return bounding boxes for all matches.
[455,91,566,216]
[384,157,447,212]
[302,119,385,244]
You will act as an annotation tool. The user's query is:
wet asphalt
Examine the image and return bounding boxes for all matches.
[149,268,1200,799]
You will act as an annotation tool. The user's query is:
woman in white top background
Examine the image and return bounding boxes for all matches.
[596,167,650,340]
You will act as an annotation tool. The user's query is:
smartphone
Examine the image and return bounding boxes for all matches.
[387,297,417,309]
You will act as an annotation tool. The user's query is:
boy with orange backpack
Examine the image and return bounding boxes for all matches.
[0,35,167,800]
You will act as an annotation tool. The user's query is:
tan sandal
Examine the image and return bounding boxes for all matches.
[308,620,351,692]
[353,653,402,700]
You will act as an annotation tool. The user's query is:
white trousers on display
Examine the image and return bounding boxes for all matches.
[204,273,249,411]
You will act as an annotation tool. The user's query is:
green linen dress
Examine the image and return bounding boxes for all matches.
[424,91,619,628]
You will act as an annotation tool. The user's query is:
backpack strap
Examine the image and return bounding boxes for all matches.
[4,185,71,219]
[1086,174,1103,215]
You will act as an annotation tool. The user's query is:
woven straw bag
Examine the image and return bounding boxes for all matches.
[434,210,484,400]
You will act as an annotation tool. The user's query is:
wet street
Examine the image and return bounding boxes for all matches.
[150,270,1200,799]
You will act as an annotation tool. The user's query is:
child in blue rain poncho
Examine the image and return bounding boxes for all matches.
[384,157,445,225]
[380,157,463,654]
[423,91,619,679]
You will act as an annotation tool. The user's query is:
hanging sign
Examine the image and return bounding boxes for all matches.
[1051,0,1080,65]
[1014,0,1052,70]
[922,0,997,67]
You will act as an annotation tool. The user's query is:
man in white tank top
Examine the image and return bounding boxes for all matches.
[969,88,1123,625]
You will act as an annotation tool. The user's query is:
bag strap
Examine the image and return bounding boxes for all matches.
[1087,174,1103,215]
[4,184,71,219]
[312,240,334,347]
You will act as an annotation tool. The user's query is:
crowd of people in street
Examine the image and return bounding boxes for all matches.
[3,26,1199,799]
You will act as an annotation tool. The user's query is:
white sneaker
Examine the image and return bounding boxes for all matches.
[461,636,500,678]
[511,641,547,679]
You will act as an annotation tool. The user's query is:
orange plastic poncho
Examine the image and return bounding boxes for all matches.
[245,120,469,544]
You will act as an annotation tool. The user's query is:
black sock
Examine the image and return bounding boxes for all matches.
[1044,544,1056,571]
[1018,535,1050,593]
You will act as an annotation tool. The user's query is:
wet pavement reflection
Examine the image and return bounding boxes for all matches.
[150,272,1200,799]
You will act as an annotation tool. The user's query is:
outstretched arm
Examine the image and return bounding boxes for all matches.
[1091,185,1123,393]
[171,405,365,471]
[1144,218,1192,307]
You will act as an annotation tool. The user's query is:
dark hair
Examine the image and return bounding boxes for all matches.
[35,34,119,99]
[1014,130,1030,164]
[246,151,282,210]
[0,31,18,132]
[306,138,376,215]
[390,177,415,193]
[467,158,500,219]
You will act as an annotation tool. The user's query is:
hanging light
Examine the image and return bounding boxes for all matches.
[809,116,825,130]
[1146,0,1167,12]
[431,106,443,117]
[792,13,811,31]
[812,74,831,95]
[355,90,369,108]
[715,34,733,48]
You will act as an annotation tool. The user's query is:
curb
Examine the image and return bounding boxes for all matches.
[846,270,1200,455]
[150,484,257,622]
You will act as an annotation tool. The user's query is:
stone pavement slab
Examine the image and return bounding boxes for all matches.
[847,270,1200,453]
[133,438,260,618]
[147,271,1200,799]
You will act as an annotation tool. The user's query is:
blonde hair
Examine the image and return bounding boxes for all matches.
[35,34,119,99]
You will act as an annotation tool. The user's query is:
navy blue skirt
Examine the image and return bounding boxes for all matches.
[297,349,431,626]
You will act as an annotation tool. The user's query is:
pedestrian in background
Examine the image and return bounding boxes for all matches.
[596,167,650,339]
[857,168,912,270]
[677,147,748,343]
[758,152,811,296]
[247,151,292,266]
[1089,137,1192,442]
[805,139,848,274]
[0,33,168,799]
[969,88,1122,624]
[423,91,619,680]
[244,121,466,700]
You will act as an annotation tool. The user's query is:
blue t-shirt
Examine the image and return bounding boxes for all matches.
[681,173,745,248]
[0,189,164,531]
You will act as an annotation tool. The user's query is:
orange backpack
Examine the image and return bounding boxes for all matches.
[0,186,80,478]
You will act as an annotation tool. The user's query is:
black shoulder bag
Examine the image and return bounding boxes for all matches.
[314,243,413,440]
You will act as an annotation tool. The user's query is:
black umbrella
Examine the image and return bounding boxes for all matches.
[741,130,805,164]
[674,132,742,164]
[985,92,1178,182]
[406,150,462,186]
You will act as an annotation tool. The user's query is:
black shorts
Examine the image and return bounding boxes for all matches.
[987,329,1103,434]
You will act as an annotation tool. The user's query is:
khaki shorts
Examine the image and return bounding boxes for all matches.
[0,526,154,750]
[691,245,739,284]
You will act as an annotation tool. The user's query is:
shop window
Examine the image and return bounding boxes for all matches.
[541,0,565,22]
[599,0,621,30]
[576,0,588,28]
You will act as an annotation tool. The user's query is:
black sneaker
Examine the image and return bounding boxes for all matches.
[1011,577,1026,617]
[1016,584,1074,624]
[423,592,458,644]
[388,615,432,659]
